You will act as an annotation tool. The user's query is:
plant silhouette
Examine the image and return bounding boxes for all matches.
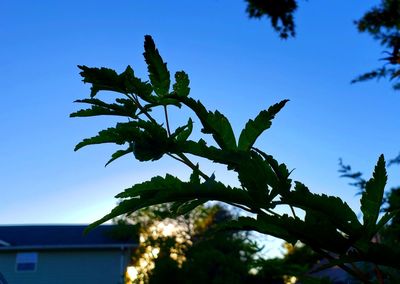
[72,35,400,283]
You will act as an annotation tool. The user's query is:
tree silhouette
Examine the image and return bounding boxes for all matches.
[245,0,297,39]
[243,0,400,89]
[352,0,400,89]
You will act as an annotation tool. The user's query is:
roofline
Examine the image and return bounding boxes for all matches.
[0,240,11,247]
[0,243,138,251]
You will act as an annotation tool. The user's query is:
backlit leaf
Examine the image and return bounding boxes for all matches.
[143,35,170,96]
[173,71,190,97]
[360,154,387,234]
[171,118,193,142]
[283,182,362,236]
[105,146,134,167]
[238,100,288,151]
[175,97,237,150]
[70,98,137,119]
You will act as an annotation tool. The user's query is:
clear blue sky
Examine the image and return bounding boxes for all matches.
[1,0,399,231]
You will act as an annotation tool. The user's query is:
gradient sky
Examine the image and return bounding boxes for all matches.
[1,0,399,242]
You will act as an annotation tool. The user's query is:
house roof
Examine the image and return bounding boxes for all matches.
[0,225,139,251]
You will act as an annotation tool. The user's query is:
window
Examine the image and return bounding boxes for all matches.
[16,252,38,272]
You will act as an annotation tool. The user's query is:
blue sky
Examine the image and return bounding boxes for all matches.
[1,0,399,235]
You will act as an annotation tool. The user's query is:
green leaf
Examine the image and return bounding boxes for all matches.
[360,154,387,235]
[238,100,288,151]
[170,118,193,142]
[221,216,297,244]
[105,146,133,167]
[78,65,121,97]
[74,120,171,162]
[204,110,237,150]
[188,105,233,149]
[236,152,278,204]
[74,122,139,151]
[189,165,201,184]
[175,97,236,150]
[283,182,362,236]
[119,65,154,101]
[249,148,292,200]
[173,71,190,97]
[375,209,400,233]
[78,65,153,100]
[70,98,138,119]
[86,174,254,231]
[143,35,170,96]
[276,213,350,253]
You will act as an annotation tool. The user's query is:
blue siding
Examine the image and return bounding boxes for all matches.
[0,249,131,284]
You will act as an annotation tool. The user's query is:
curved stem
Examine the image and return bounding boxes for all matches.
[225,202,257,214]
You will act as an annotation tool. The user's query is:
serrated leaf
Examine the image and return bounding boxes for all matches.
[143,35,170,96]
[189,165,201,184]
[204,110,237,150]
[105,146,133,167]
[70,106,117,117]
[236,152,277,204]
[250,147,292,199]
[78,65,121,97]
[74,122,140,151]
[86,174,255,232]
[375,209,400,235]
[119,65,154,100]
[360,155,387,234]
[174,96,236,149]
[85,198,153,233]
[70,98,138,119]
[173,71,190,97]
[283,182,362,236]
[181,139,244,171]
[277,213,349,253]
[238,100,288,151]
[221,216,298,244]
[78,65,154,100]
[74,120,171,162]
[171,118,193,142]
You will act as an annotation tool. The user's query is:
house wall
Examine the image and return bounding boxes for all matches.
[0,249,130,284]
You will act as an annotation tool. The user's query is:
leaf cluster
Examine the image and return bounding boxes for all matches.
[72,36,400,282]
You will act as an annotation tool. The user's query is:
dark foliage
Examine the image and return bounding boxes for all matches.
[245,0,298,39]
[353,0,400,89]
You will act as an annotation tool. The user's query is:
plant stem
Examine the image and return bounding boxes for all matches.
[289,205,297,218]
[129,94,157,124]
[314,248,372,284]
[163,105,171,137]
[265,208,280,217]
